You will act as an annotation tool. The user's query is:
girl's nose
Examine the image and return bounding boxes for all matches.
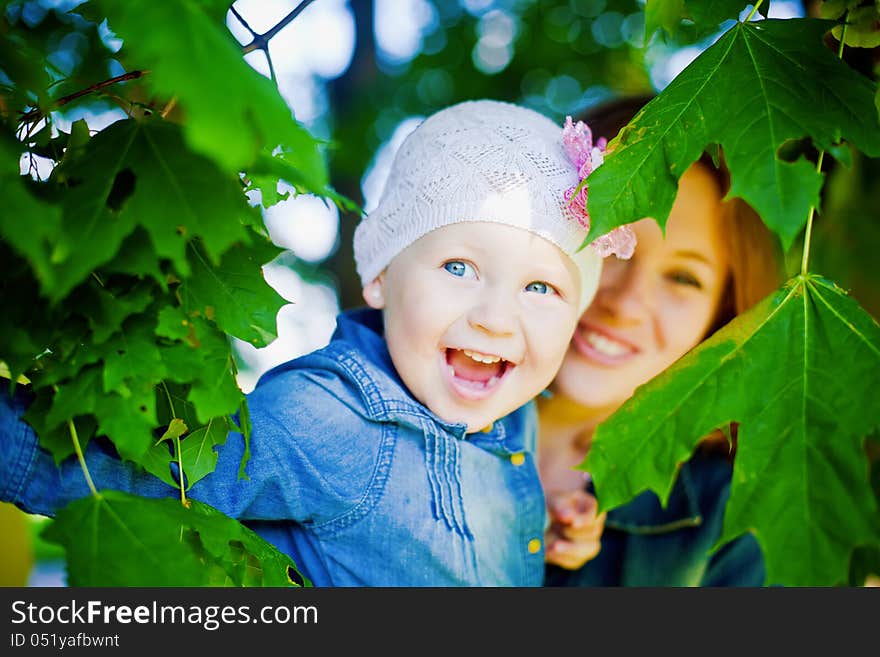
[467,293,517,336]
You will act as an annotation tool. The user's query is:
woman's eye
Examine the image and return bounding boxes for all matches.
[525,281,556,295]
[443,260,476,278]
[667,270,703,289]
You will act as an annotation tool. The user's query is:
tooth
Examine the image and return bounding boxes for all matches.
[587,331,628,356]
[462,349,500,364]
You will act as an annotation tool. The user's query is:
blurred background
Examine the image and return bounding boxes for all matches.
[4,0,878,587]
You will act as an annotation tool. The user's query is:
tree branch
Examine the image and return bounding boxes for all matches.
[229,5,258,38]
[17,1,315,126]
[19,69,149,125]
[241,0,318,55]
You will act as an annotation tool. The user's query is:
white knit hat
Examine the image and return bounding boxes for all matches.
[353,99,604,311]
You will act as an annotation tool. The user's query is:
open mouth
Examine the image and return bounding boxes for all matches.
[443,348,514,400]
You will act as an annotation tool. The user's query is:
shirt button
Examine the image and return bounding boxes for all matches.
[510,452,525,466]
[527,538,541,554]
[481,423,494,433]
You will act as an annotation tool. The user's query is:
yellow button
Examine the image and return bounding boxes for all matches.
[510,453,525,466]
[527,538,541,554]
[480,423,494,433]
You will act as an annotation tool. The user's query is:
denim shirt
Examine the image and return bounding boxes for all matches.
[1,308,547,587]
[545,448,766,587]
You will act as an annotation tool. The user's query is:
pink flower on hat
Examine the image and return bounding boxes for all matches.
[562,116,636,260]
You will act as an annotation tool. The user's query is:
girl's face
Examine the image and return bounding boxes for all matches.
[365,221,582,433]
[552,163,730,412]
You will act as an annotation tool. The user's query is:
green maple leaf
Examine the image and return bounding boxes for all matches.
[157,319,245,425]
[70,281,155,344]
[50,118,251,301]
[186,350,244,426]
[156,306,193,342]
[146,382,237,488]
[97,315,167,398]
[43,490,309,586]
[584,275,880,586]
[92,0,328,189]
[645,0,685,42]
[686,1,756,33]
[145,415,229,493]
[586,18,880,250]
[42,366,101,433]
[179,416,233,490]
[248,150,359,214]
[180,236,286,348]
[0,133,61,292]
[101,228,167,290]
[23,389,97,466]
[645,0,753,42]
[42,314,166,460]
[92,389,157,460]
[821,2,880,48]
[235,397,252,482]
[0,21,52,110]
[158,417,188,443]
[0,248,59,380]
[32,362,156,464]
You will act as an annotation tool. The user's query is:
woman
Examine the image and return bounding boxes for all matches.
[540,96,785,586]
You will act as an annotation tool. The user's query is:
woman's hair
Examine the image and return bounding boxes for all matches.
[709,194,785,334]
[579,94,785,336]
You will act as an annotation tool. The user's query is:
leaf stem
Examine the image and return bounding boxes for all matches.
[744,1,764,23]
[799,151,824,276]
[837,22,847,58]
[160,381,176,419]
[174,433,187,506]
[52,384,99,497]
[68,418,100,498]
[160,96,178,118]
[799,20,847,276]
[158,382,188,506]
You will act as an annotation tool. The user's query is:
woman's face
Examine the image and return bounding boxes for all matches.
[552,163,730,411]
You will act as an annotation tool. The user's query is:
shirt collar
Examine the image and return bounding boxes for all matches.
[326,308,469,438]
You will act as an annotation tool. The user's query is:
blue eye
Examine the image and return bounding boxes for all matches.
[525,281,554,295]
[444,261,475,278]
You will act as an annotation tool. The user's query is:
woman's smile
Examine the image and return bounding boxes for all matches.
[571,322,638,366]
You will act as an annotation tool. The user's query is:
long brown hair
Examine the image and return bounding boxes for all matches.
[705,183,786,337]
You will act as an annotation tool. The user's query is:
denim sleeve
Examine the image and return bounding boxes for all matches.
[236,366,386,524]
[2,367,383,527]
[0,386,170,516]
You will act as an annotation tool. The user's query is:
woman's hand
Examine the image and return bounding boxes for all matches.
[544,488,606,570]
